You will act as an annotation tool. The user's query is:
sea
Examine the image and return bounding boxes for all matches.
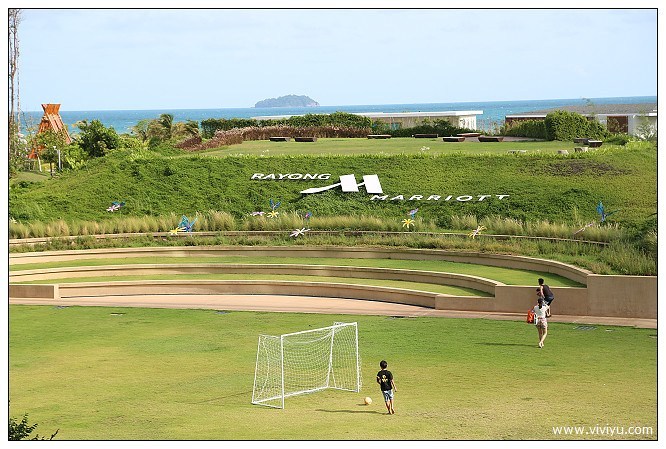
[21,95,656,135]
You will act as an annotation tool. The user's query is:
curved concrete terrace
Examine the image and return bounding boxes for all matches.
[9,263,500,295]
[9,246,656,324]
[9,245,592,284]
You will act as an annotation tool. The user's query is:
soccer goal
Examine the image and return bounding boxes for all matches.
[251,322,361,409]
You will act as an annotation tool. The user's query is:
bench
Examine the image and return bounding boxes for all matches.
[574,147,589,153]
[413,133,438,138]
[587,140,603,147]
[442,136,465,142]
[574,137,589,144]
[269,136,291,142]
[558,149,569,155]
[367,134,392,139]
[478,136,504,142]
[294,137,317,142]
[457,132,481,137]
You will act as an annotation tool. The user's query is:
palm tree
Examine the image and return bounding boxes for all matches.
[131,119,151,142]
[173,120,200,139]
[158,113,174,139]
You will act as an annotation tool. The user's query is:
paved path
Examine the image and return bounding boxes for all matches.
[9,294,656,329]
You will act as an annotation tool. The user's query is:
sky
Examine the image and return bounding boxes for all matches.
[14,7,658,111]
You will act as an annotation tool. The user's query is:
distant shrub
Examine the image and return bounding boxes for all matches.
[175,135,203,150]
[374,119,472,138]
[544,110,609,141]
[501,120,547,139]
[200,112,372,138]
[603,133,633,146]
[185,130,244,150]
[285,112,372,129]
[200,118,258,137]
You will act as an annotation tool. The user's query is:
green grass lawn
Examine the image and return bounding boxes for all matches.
[9,306,656,440]
[199,137,576,157]
[9,255,584,287]
[9,170,50,185]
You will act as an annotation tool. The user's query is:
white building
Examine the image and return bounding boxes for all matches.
[252,111,483,130]
[353,111,482,130]
[505,103,657,137]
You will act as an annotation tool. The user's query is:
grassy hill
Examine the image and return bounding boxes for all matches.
[9,139,656,229]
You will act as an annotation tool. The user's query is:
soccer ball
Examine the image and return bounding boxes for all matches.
[364,396,372,405]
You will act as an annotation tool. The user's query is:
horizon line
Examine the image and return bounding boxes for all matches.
[21,94,657,114]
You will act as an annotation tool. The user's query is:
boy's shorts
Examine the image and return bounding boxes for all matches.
[382,389,394,402]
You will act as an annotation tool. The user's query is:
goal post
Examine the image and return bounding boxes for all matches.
[252,322,361,409]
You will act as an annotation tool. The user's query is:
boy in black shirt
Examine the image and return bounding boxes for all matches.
[376,360,396,415]
[538,278,555,317]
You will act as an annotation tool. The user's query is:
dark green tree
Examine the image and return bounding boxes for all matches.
[34,129,68,176]
[544,110,608,141]
[74,119,120,158]
[9,413,58,440]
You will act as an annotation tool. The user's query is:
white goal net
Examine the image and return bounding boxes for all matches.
[251,322,361,408]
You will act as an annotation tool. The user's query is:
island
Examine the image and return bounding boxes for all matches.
[254,95,320,108]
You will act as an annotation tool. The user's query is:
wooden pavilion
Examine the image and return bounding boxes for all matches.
[28,103,72,159]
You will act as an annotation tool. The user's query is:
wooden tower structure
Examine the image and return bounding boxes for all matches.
[29,103,72,159]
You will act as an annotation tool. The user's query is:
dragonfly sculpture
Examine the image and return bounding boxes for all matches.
[290,228,310,238]
[468,225,487,239]
[267,199,281,218]
[573,202,618,236]
[169,215,198,235]
[596,201,617,223]
[106,201,125,212]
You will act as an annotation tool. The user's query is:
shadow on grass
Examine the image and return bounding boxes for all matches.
[316,407,386,415]
[192,390,253,404]
[477,342,535,348]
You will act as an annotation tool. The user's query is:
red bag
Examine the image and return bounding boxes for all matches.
[526,309,535,324]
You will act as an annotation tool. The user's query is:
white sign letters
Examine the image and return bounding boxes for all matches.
[250,172,509,202]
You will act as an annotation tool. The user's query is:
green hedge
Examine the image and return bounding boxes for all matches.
[201,112,372,138]
[372,119,473,138]
[200,118,256,136]
[544,110,609,141]
[501,120,547,139]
